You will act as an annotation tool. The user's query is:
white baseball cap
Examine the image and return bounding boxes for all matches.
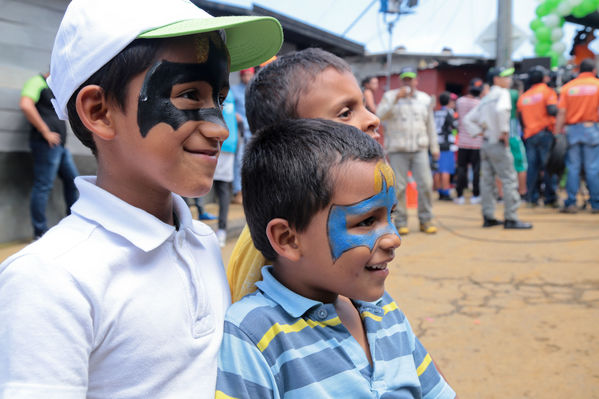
[48,0,283,120]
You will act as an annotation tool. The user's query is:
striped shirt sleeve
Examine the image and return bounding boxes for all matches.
[216,320,278,399]
[403,316,456,399]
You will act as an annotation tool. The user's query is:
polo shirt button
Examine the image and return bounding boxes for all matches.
[317,309,328,319]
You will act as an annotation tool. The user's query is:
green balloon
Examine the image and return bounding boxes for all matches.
[535,41,552,56]
[547,50,560,67]
[535,26,552,42]
[545,0,560,10]
[530,18,544,31]
[535,3,550,17]
[572,4,590,18]
[583,0,597,13]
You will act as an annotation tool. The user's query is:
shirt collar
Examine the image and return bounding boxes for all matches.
[256,266,323,318]
[70,176,194,252]
[255,266,384,318]
[578,72,595,79]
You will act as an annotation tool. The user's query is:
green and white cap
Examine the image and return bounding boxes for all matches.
[48,0,283,120]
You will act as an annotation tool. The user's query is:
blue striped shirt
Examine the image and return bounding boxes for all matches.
[216,266,455,398]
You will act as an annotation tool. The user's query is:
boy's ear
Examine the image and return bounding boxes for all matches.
[266,218,301,262]
[76,85,116,141]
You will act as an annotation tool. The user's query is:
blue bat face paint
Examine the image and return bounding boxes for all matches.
[326,175,399,262]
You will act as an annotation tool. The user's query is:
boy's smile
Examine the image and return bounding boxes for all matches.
[282,160,401,304]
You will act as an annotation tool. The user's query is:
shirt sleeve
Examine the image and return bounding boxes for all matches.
[546,87,558,107]
[426,97,440,154]
[216,321,278,399]
[403,317,456,399]
[20,75,47,103]
[0,255,92,399]
[463,103,483,137]
[376,91,397,121]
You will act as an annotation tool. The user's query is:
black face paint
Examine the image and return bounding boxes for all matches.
[137,38,229,137]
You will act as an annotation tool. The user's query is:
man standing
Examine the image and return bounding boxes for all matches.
[377,66,438,234]
[19,73,79,239]
[554,58,599,213]
[454,78,484,205]
[517,66,558,208]
[464,67,533,229]
[230,67,254,205]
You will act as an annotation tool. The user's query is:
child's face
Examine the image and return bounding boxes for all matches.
[109,33,230,198]
[289,160,401,303]
[296,68,381,140]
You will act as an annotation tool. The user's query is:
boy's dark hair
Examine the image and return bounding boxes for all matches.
[580,58,596,73]
[439,91,451,106]
[245,48,352,133]
[242,118,383,261]
[66,38,163,156]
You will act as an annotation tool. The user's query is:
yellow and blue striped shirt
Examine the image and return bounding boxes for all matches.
[216,266,455,398]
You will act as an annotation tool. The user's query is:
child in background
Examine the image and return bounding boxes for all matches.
[227,48,380,303]
[216,118,456,398]
[433,91,457,201]
[0,0,282,396]
[213,92,238,247]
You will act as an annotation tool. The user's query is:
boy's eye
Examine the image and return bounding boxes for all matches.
[218,94,226,109]
[355,216,376,228]
[337,108,352,119]
[178,89,200,101]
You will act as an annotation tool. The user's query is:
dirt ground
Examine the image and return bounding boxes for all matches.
[2,198,598,398]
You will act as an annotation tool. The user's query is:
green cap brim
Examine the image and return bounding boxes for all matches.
[139,16,283,72]
[499,67,515,77]
[399,72,417,79]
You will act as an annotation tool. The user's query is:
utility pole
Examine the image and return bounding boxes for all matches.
[380,0,416,91]
[496,0,513,68]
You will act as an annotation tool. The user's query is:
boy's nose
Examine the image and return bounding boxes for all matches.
[379,231,401,252]
[199,120,229,142]
[361,108,380,139]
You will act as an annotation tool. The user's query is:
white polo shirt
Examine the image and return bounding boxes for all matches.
[0,176,230,399]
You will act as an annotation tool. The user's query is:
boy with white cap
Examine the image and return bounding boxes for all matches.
[0,0,282,397]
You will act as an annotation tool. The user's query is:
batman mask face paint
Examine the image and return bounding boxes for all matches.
[137,33,230,137]
[326,162,399,262]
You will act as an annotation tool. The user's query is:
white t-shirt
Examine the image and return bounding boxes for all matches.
[0,176,230,399]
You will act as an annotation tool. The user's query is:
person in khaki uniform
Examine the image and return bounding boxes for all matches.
[377,66,439,235]
[463,67,533,229]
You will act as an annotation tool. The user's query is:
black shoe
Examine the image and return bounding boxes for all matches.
[483,217,503,227]
[504,219,533,229]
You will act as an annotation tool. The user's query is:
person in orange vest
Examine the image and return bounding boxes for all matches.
[517,66,558,208]
[554,59,599,213]
[569,27,596,70]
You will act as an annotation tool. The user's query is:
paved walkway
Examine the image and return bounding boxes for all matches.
[2,196,598,398]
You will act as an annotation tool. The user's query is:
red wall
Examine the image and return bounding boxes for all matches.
[372,65,489,107]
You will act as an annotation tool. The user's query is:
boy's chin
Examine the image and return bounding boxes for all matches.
[175,182,214,199]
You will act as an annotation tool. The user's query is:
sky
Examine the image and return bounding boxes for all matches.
[221,0,597,61]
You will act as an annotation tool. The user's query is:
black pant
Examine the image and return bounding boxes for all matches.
[213,180,231,230]
[455,148,481,197]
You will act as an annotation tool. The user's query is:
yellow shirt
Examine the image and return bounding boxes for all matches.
[226,225,267,302]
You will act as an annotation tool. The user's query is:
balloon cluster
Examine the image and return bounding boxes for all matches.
[530,0,599,67]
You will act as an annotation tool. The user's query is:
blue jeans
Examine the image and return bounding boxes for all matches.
[524,130,556,204]
[564,124,599,209]
[30,140,79,236]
